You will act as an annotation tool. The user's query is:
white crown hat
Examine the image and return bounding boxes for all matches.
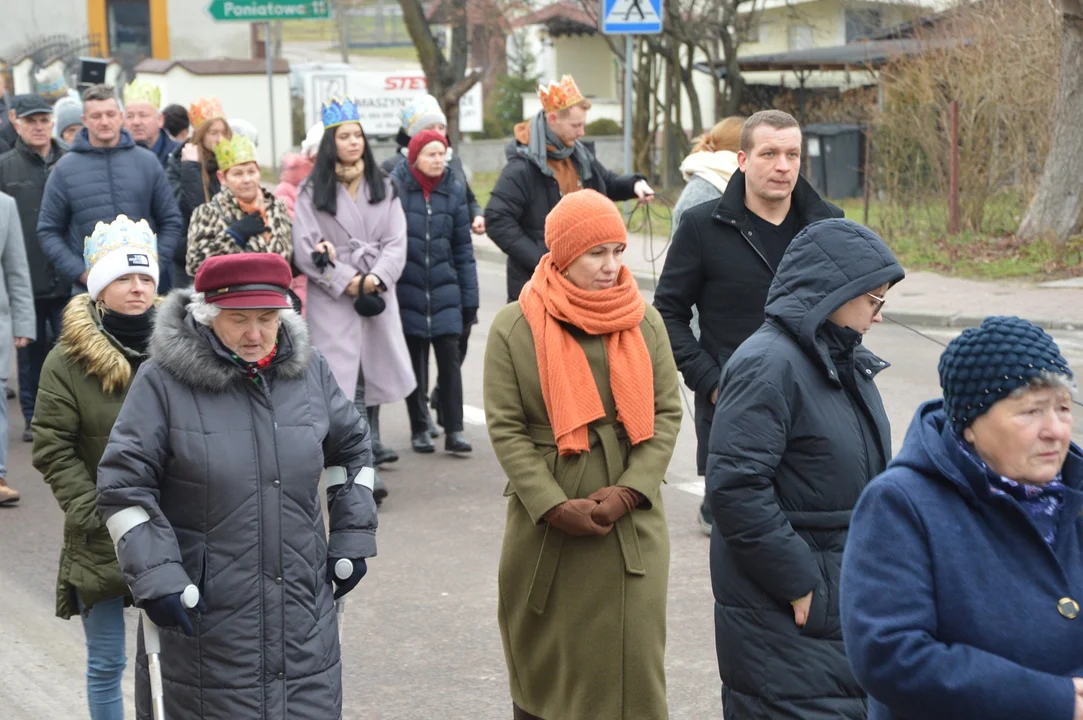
[84,215,159,300]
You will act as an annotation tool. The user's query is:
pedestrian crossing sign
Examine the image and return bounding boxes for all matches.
[601,0,663,34]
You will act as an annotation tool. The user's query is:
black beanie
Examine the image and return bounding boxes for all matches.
[938,316,1072,433]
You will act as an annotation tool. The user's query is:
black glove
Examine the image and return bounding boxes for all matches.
[226,212,270,246]
[326,557,368,600]
[311,248,336,270]
[462,307,478,326]
[142,592,207,637]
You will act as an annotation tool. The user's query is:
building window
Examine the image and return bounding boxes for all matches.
[108,0,152,59]
[845,8,882,42]
[789,24,814,51]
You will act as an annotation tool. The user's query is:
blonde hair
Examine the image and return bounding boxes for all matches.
[192,118,233,203]
[554,98,592,117]
[692,116,745,154]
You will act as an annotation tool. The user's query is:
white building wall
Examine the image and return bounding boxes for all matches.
[0,1,89,57]
[167,7,252,59]
[136,67,292,168]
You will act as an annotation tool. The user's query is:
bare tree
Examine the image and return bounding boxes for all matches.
[397,0,492,142]
[1018,0,1083,242]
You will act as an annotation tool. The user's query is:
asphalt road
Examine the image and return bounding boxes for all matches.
[2,258,1082,719]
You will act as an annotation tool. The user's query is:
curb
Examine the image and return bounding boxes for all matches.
[471,245,1081,333]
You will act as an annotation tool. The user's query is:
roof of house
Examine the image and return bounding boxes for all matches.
[511,1,597,33]
[134,58,290,75]
[695,37,966,76]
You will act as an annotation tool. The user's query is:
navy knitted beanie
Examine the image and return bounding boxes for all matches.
[938,316,1072,433]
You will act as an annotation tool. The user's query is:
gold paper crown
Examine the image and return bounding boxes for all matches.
[123,79,161,109]
[188,97,225,129]
[537,75,585,114]
[213,134,258,171]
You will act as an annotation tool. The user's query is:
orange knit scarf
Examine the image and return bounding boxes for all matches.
[519,256,655,455]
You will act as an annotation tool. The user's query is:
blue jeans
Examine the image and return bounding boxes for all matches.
[76,593,127,720]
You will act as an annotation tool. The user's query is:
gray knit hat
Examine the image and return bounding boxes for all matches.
[938,316,1072,433]
[53,97,83,137]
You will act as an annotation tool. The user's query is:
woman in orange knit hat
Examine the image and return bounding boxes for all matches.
[483,189,682,720]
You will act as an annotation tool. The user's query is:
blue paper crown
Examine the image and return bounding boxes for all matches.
[321,97,362,129]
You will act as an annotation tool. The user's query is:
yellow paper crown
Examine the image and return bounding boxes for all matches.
[123,79,161,109]
[537,75,585,114]
[213,134,258,171]
[188,97,225,129]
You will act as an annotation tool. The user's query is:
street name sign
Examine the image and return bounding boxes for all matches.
[601,0,663,34]
[207,0,331,21]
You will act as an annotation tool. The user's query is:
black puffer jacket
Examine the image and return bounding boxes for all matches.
[390,162,478,338]
[706,218,904,720]
[381,128,483,220]
[36,128,183,291]
[484,132,643,302]
[0,138,70,299]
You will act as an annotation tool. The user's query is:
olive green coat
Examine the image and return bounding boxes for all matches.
[483,302,682,720]
[33,296,141,619]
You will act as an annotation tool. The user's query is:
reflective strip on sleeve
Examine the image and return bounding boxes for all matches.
[357,466,375,491]
[105,506,151,547]
[326,466,375,492]
[326,466,347,488]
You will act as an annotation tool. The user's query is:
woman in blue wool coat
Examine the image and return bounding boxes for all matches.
[390,129,478,455]
[841,316,1083,720]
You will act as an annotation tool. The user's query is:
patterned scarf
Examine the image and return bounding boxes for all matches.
[231,342,278,384]
[955,433,1067,546]
[336,160,365,200]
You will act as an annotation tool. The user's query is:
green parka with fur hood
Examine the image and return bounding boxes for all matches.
[32,295,144,618]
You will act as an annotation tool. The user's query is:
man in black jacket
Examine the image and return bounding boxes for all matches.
[653,110,842,534]
[484,74,654,302]
[0,95,68,442]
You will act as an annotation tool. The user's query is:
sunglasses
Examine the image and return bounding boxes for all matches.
[866,292,886,314]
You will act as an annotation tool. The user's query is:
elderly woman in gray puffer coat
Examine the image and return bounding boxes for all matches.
[96,252,377,720]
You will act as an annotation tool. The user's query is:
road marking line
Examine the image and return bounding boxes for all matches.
[463,404,487,426]
[673,481,705,497]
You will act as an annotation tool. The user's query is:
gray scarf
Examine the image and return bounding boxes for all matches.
[517,110,594,185]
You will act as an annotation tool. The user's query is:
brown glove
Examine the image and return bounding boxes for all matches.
[588,486,643,525]
[543,498,614,537]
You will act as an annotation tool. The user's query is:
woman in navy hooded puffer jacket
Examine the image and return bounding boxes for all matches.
[390,130,478,455]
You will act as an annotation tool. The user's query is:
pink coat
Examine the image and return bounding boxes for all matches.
[292,178,416,404]
[275,152,314,218]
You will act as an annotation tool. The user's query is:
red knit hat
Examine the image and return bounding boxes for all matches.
[408,129,448,166]
[194,253,293,309]
[544,189,627,271]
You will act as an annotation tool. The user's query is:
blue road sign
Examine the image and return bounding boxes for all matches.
[601,0,663,34]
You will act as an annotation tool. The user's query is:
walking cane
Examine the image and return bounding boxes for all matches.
[143,584,201,720]
[334,558,353,645]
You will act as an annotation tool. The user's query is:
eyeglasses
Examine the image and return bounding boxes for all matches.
[866,292,886,314]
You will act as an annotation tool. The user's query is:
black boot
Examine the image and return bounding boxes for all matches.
[445,431,472,453]
[426,409,440,439]
[372,472,388,506]
[411,430,435,453]
[366,406,398,466]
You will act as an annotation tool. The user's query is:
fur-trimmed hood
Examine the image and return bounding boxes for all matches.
[149,288,312,393]
[59,294,148,394]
